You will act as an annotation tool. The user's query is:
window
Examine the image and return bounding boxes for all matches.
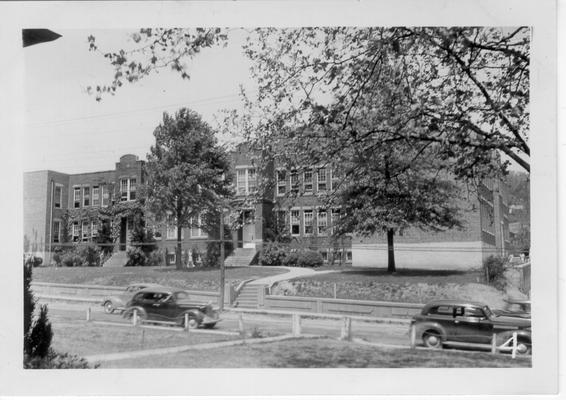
[317,210,327,236]
[91,221,99,238]
[237,169,246,195]
[53,220,60,243]
[166,225,184,240]
[54,185,62,208]
[290,210,300,236]
[190,215,207,238]
[320,250,328,262]
[290,171,299,193]
[331,209,341,234]
[317,168,327,191]
[429,306,453,316]
[276,170,286,196]
[330,169,339,191]
[82,187,90,207]
[92,186,100,206]
[81,221,90,242]
[303,170,313,192]
[101,185,109,207]
[247,168,257,194]
[303,209,313,235]
[120,179,129,201]
[72,222,79,242]
[129,179,136,200]
[275,210,287,232]
[73,187,81,208]
[346,251,352,262]
[464,307,486,318]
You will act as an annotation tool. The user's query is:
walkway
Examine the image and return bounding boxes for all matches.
[250,266,334,286]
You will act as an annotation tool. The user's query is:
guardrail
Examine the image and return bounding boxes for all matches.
[31,282,219,304]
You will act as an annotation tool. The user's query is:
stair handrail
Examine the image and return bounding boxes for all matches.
[235,279,255,295]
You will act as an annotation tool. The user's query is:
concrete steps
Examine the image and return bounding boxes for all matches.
[233,283,264,308]
[224,248,257,267]
[103,251,128,267]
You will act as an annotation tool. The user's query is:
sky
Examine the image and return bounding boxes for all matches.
[24,29,255,174]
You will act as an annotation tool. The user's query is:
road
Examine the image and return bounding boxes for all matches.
[43,300,411,347]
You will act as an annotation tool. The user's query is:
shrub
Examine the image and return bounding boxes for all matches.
[484,255,507,290]
[78,244,101,266]
[297,250,323,268]
[26,305,53,358]
[191,247,203,267]
[283,251,299,266]
[61,253,84,267]
[260,242,290,266]
[146,249,164,266]
[25,350,97,369]
[202,242,220,269]
[126,247,148,266]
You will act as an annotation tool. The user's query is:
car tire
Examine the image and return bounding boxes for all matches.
[103,301,114,314]
[516,339,532,355]
[178,314,199,329]
[125,308,146,324]
[423,331,443,349]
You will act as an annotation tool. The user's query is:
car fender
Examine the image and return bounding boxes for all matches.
[122,306,146,319]
[497,329,531,343]
[414,321,449,341]
[178,309,204,322]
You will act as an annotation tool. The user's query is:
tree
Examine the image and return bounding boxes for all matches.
[144,108,233,269]
[241,27,530,176]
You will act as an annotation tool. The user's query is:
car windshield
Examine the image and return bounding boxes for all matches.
[483,305,493,318]
[175,291,190,300]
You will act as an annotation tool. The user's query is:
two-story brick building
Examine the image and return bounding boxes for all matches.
[24,148,510,269]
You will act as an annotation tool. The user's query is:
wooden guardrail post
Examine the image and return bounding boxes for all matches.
[410,324,416,349]
[292,314,302,336]
[238,313,246,336]
[340,317,352,341]
[86,307,91,322]
[511,332,518,359]
[132,309,138,327]
[184,313,190,332]
[491,333,497,354]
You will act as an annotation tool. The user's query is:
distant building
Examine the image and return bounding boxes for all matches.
[24,149,510,269]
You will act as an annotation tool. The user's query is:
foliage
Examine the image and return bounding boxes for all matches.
[143,108,233,269]
[191,247,203,267]
[483,255,508,290]
[24,264,35,341]
[80,244,101,266]
[296,250,324,268]
[126,247,148,266]
[26,255,43,268]
[86,28,228,101]
[96,220,114,255]
[260,242,290,266]
[147,249,164,266]
[249,326,265,339]
[202,242,220,269]
[24,350,97,369]
[282,251,299,267]
[26,304,53,359]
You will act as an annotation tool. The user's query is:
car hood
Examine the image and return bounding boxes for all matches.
[491,314,531,328]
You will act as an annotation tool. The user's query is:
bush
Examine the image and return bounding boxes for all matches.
[78,244,101,266]
[126,247,148,266]
[61,253,84,267]
[26,305,53,358]
[283,251,299,266]
[146,249,164,266]
[260,242,290,266]
[484,255,507,290]
[202,242,220,269]
[25,350,97,369]
[297,250,323,268]
[191,247,203,267]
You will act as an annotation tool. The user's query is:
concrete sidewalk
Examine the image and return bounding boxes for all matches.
[250,266,334,286]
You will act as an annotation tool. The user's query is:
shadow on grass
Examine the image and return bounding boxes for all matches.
[337,268,472,277]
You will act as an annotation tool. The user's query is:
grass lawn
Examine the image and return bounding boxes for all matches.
[33,266,287,291]
[50,319,232,357]
[273,268,507,307]
[100,338,531,368]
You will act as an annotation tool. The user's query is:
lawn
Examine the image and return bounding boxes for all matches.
[272,268,508,308]
[49,319,232,357]
[33,266,287,291]
[100,338,531,368]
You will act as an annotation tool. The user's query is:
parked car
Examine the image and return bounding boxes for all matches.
[122,287,220,329]
[102,283,164,314]
[410,300,532,355]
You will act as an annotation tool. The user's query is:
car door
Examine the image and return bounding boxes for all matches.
[453,306,493,343]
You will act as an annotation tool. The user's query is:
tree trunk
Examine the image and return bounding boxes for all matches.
[176,224,183,270]
[387,228,396,273]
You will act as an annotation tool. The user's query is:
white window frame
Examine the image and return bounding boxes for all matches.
[92,186,100,206]
[52,220,61,243]
[276,170,286,196]
[317,210,328,236]
[166,224,184,240]
[73,187,81,208]
[81,221,90,242]
[331,208,341,234]
[317,168,327,192]
[83,187,90,207]
[290,209,301,236]
[101,185,109,207]
[303,170,313,193]
[72,222,80,241]
[190,215,208,238]
[91,221,99,238]
[330,169,339,191]
[236,167,257,196]
[290,170,299,193]
[303,209,314,236]
[54,184,63,209]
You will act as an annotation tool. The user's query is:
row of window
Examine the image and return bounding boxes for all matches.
[51,220,100,243]
[164,216,207,240]
[277,209,342,237]
[277,167,339,196]
[65,178,137,209]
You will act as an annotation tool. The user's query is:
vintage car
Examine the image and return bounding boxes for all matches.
[122,287,220,329]
[410,300,532,355]
[102,283,164,314]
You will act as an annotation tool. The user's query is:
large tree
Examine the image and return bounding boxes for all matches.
[144,108,233,269]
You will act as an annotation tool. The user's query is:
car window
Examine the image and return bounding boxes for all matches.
[133,293,145,302]
[454,307,465,317]
[464,307,486,318]
[428,306,453,316]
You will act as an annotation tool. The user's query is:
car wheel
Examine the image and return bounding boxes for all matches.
[423,331,443,349]
[103,301,114,314]
[516,339,532,355]
[178,314,199,329]
[125,308,146,324]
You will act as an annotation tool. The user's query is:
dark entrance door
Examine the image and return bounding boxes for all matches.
[119,217,127,251]
[237,227,243,248]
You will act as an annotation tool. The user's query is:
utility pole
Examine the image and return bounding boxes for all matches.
[219,209,226,311]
